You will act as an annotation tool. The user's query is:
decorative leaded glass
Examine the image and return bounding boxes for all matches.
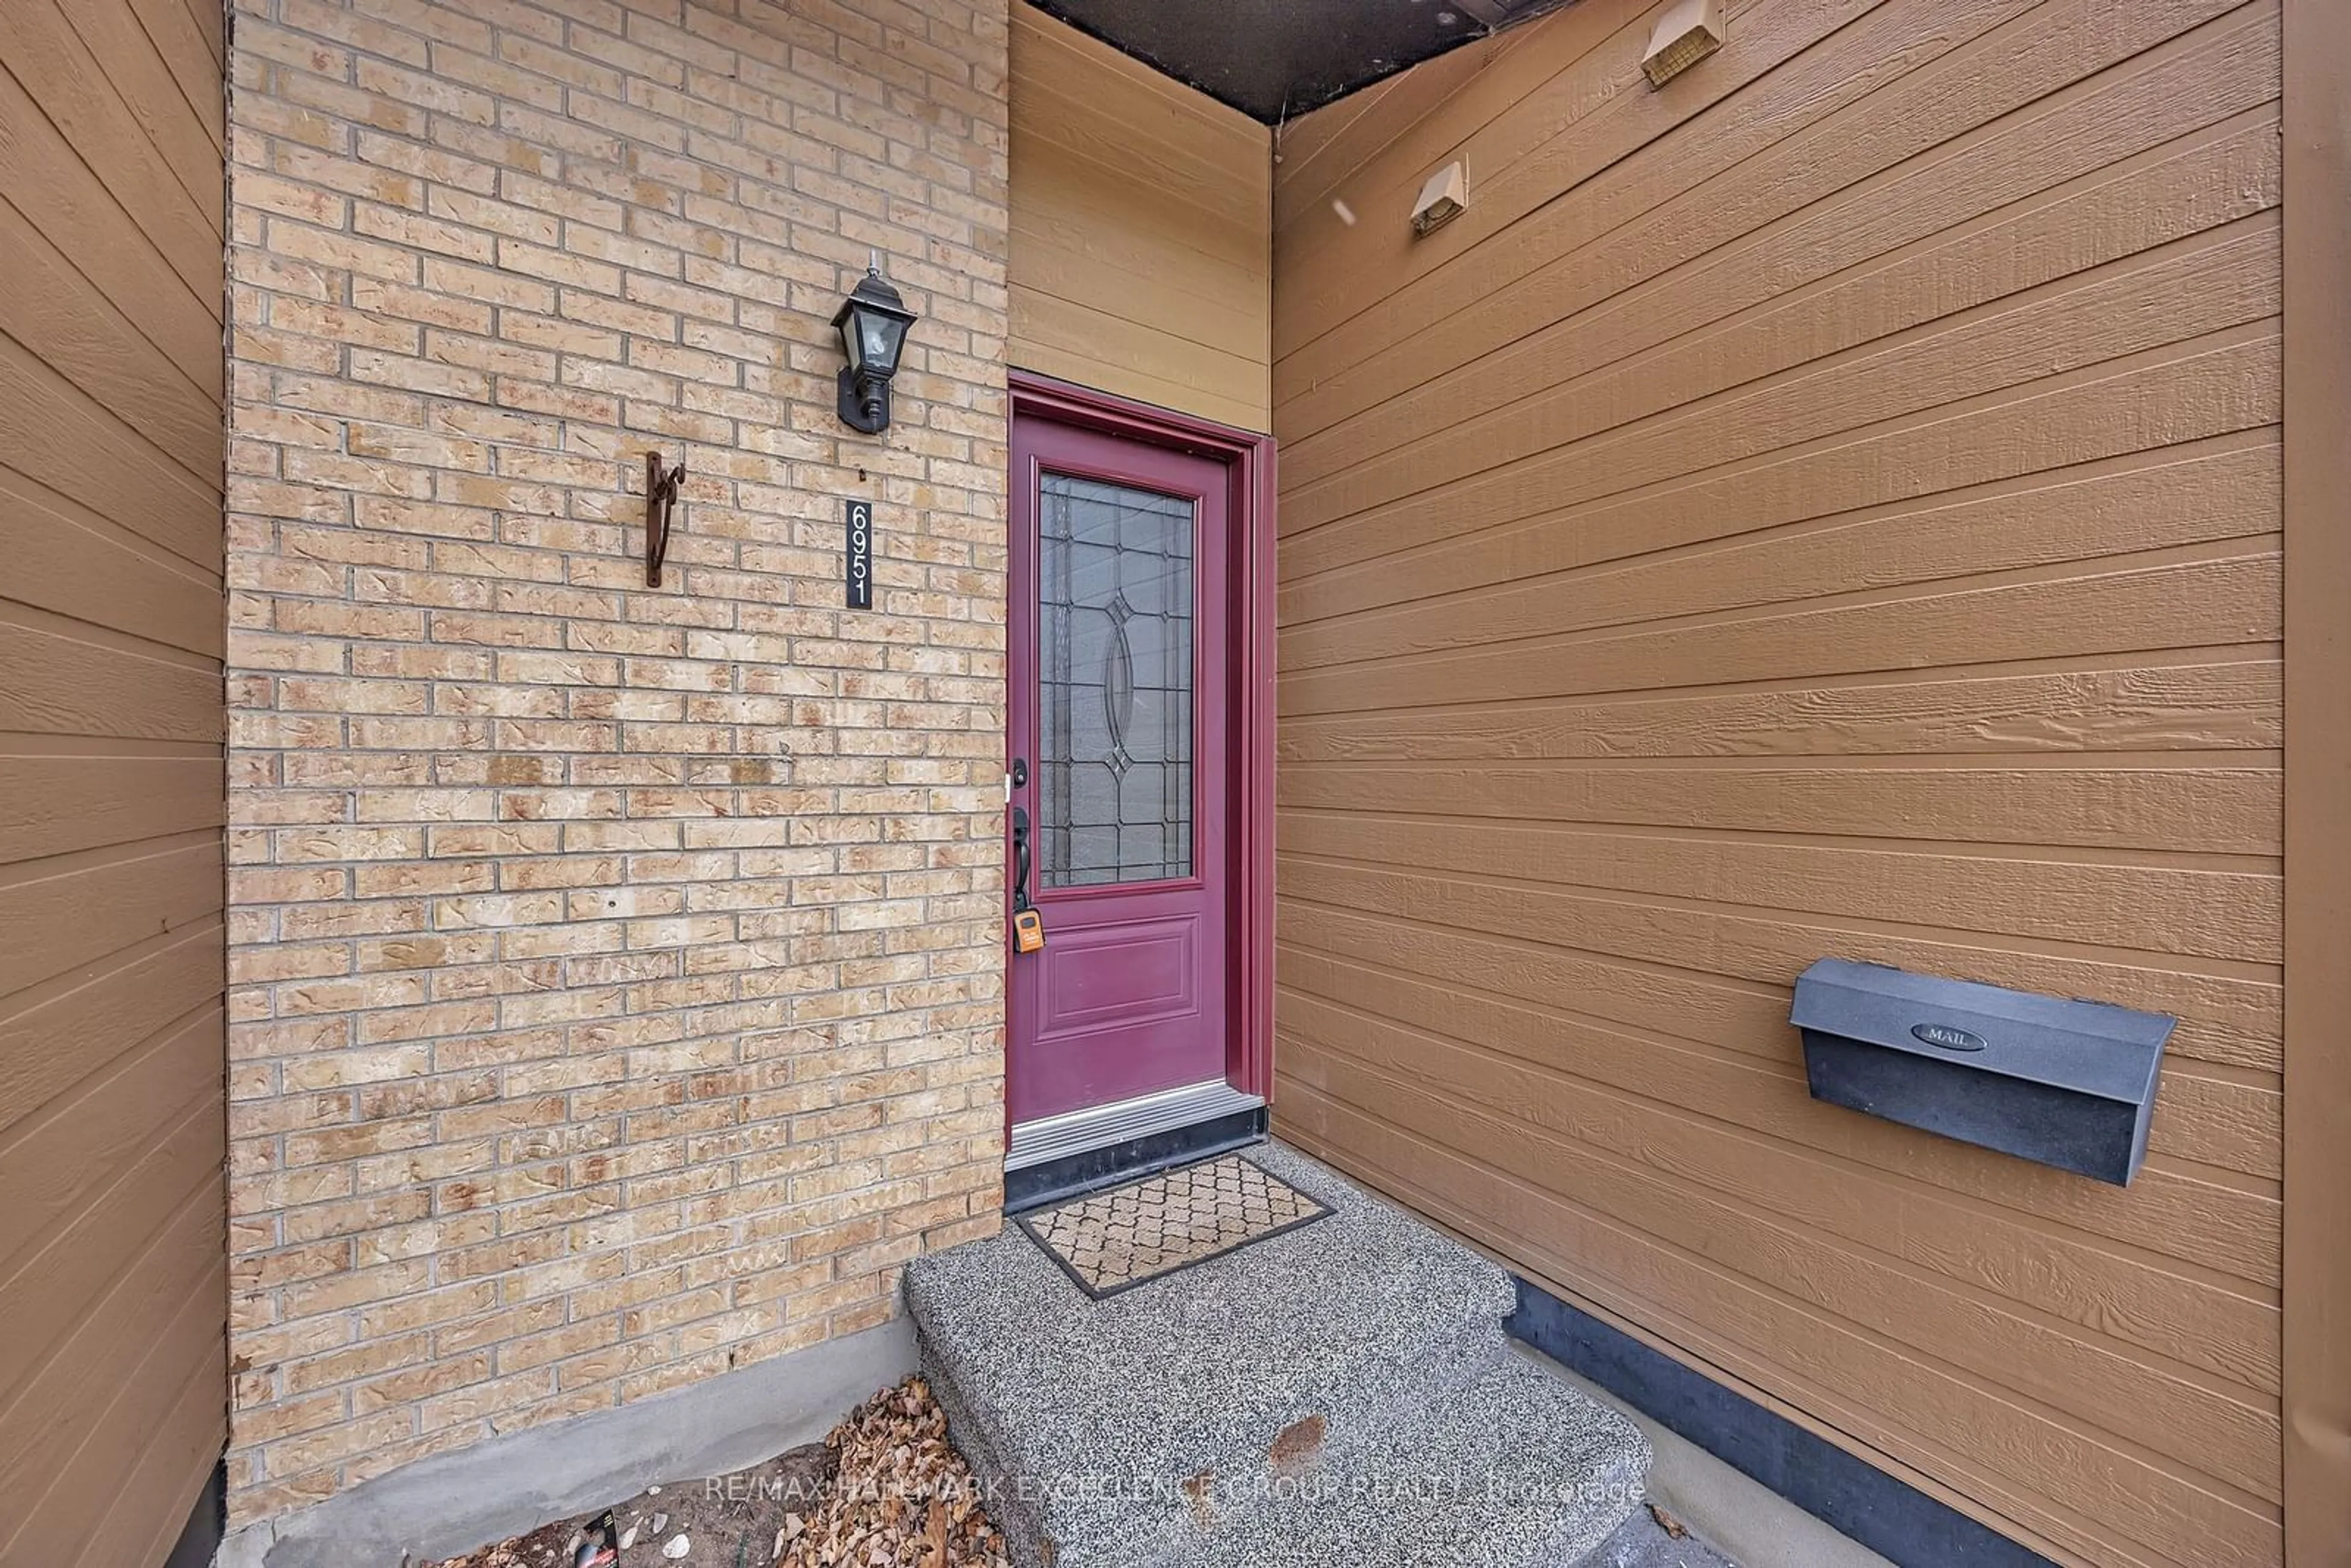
[1037,473,1195,888]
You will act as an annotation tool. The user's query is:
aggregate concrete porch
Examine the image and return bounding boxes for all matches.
[903,1142,1649,1568]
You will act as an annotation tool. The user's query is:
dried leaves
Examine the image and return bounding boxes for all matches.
[775,1378,1011,1568]
[424,1378,1007,1568]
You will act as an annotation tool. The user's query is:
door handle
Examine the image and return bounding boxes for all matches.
[1010,805,1033,913]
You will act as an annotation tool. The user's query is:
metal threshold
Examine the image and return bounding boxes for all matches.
[1004,1078,1265,1171]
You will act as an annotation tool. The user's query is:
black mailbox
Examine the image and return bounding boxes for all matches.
[1789,958,2174,1186]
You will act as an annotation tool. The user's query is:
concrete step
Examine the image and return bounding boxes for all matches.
[902,1142,1647,1568]
[1189,1347,1651,1568]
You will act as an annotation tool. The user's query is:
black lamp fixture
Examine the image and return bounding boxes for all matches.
[831,253,918,435]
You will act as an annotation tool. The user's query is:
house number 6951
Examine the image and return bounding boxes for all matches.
[845,498,873,610]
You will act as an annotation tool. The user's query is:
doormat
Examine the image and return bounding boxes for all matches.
[1016,1152,1332,1299]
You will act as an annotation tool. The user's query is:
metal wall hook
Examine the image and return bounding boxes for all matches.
[644,451,684,587]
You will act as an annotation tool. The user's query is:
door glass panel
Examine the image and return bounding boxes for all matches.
[1037,471,1194,888]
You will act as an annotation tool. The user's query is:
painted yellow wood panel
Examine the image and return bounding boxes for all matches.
[1008,5,1271,431]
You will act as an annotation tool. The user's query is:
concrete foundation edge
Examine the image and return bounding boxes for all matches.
[1511,1342,1893,1568]
[215,1315,917,1568]
[1508,1280,2049,1568]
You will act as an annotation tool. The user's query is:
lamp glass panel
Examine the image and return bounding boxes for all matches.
[861,311,907,370]
[840,312,868,373]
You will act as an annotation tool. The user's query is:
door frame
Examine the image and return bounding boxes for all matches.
[1006,369,1277,1105]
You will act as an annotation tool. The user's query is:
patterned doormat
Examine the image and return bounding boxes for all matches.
[1016,1152,1332,1299]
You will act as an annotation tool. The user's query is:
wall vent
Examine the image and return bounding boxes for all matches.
[1411,161,1468,236]
[1641,0,1725,88]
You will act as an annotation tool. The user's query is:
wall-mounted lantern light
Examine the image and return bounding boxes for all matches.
[831,258,918,435]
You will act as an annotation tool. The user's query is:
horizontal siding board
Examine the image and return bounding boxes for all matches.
[1278,883,2283,1079]
[4,465,225,655]
[39,0,223,200]
[0,63,222,385]
[1281,551,2283,716]
[1273,0,1613,219]
[0,339,223,573]
[0,1,225,272]
[0,1007,220,1267]
[0,193,223,473]
[174,0,222,68]
[0,1092,222,1404]
[1011,190,1264,318]
[1280,940,2284,1315]
[1278,1016,2280,1500]
[0,756,227,863]
[1287,108,2282,500]
[2153,1070,2286,1182]
[0,1,225,1558]
[0,620,227,743]
[1277,0,1858,358]
[1267,12,2285,1537]
[67,1345,225,1568]
[1009,290,1268,428]
[1283,437,2280,669]
[1011,173,1266,351]
[1278,763,2281,855]
[1275,660,2282,764]
[1283,938,2278,1208]
[1286,219,2282,542]
[1278,0,2259,396]
[1281,0,1912,400]
[2,1208,226,1562]
[125,0,227,149]
[1007,342,1262,434]
[1283,0,2273,439]
[1277,812,2280,964]
[1012,14,1265,191]
[1012,82,1265,233]
[1275,922,2281,1285]
[1282,328,2281,622]
[1276,862,2285,1082]
[0,932,223,1141]
[1272,25,1525,219]
[1281,1089,2274,1568]
[0,839,222,999]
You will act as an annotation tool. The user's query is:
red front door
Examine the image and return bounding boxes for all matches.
[1006,414,1234,1125]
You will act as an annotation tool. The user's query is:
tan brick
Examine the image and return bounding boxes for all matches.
[340,1422,498,1487]
[282,1333,433,1397]
[227,0,1010,1529]
[232,1390,348,1446]
[358,1281,501,1340]
[495,1316,625,1375]
[260,1410,417,1478]
[352,1351,495,1414]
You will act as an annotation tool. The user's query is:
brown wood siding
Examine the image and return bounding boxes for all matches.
[2278,2,2351,1559]
[1008,5,1272,432]
[1269,3,2283,1566]
[0,0,227,1562]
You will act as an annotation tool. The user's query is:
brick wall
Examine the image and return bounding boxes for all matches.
[222,0,1010,1524]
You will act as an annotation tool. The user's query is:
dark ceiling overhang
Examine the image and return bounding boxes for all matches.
[1025,0,1579,124]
